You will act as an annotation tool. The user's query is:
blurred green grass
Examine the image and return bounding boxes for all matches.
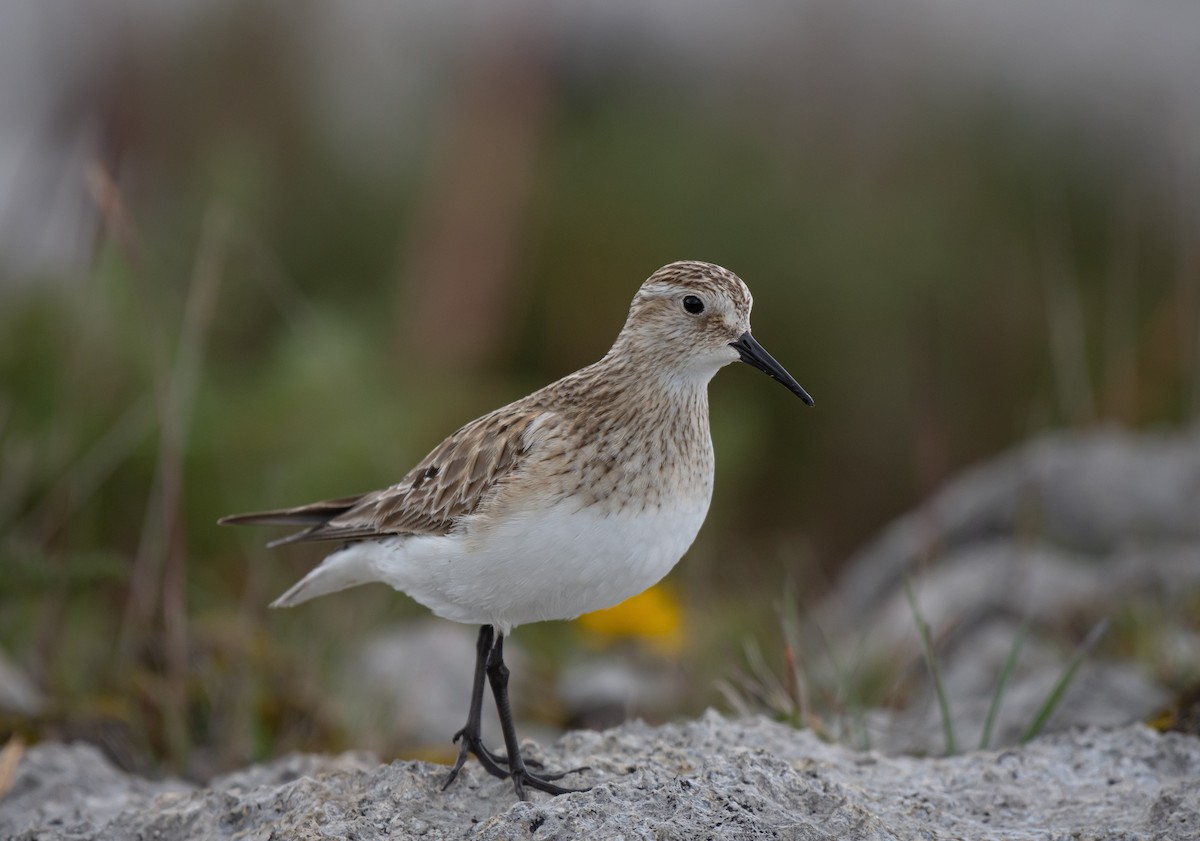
[1,7,1197,779]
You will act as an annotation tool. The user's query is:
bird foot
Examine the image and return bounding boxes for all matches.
[444,727,509,786]
[508,764,592,800]
[443,725,554,789]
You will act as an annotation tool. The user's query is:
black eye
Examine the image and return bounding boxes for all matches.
[682,295,704,315]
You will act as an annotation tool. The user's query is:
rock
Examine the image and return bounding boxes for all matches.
[809,424,1200,754]
[0,741,189,834]
[862,617,1171,756]
[341,620,527,754]
[828,424,1200,628]
[557,651,685,730]
[2,714,1198,840]
[0,648,43,717]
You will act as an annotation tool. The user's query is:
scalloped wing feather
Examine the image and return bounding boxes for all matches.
[221,407,552,546]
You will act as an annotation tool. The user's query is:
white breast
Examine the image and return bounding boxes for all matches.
[346,492,710,634]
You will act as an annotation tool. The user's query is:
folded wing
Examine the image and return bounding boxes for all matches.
[218,407,551,547]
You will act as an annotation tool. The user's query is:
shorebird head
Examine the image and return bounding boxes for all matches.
[616,260,813,405]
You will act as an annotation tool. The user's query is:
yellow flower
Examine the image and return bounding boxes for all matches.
[576,585,684,654]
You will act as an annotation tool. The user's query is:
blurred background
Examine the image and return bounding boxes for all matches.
[1,0,1198,780]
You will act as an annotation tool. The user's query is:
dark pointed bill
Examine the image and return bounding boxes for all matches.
[731,332,814,406]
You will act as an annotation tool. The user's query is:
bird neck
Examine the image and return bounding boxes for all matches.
[597,343,717,404]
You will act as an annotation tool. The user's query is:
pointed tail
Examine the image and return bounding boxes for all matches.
[268,545,376,608]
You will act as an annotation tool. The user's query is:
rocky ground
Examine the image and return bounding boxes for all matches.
[3,713,1199,840]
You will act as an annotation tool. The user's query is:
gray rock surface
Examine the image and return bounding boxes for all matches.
[828,424,1200,628]
[343,620,523,753]
[0,646,43,716]
[808,423,1200,755]
[3,713,1199,840]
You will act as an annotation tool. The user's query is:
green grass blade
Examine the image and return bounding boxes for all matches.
[1020,618,1110,744]
[904,576,957,755]
[979,616,1031,750]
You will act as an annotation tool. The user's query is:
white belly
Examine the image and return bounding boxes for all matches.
[342,495,709,633]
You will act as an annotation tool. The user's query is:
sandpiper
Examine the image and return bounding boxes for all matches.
[220,260,813,799]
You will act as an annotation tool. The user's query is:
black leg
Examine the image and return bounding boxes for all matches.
[486,632,590,800]
[443,625,510,787]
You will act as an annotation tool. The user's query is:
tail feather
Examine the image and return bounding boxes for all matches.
[221,494,382,607]
[218,495,366,546]
[269,545,375,608]
[218,495,364,528]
